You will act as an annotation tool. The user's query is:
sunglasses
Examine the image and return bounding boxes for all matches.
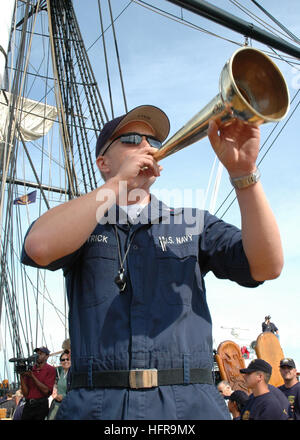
[61,358,70,362]
[102,132,162,155]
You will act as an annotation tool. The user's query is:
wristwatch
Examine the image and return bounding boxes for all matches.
[230,168,261,190]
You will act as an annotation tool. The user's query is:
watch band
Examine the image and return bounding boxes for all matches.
[230,168,261,190]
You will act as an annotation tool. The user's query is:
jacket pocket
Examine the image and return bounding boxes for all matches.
[80,244,117,308]
[155,243,197,306]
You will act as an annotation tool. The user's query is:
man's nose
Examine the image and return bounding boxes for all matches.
[140,136,158,150]
[140,135,150,146]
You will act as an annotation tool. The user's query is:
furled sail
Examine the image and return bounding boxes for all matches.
[0,91,57,143]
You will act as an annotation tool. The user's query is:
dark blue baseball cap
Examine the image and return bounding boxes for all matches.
[34,346,50,355]
[240,358,272,374]
[95,105,170,158]
[280,358,296,368]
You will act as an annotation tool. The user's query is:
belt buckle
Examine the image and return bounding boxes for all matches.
[129,369,158,389]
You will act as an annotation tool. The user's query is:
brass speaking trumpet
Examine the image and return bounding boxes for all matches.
[154,47,290,162]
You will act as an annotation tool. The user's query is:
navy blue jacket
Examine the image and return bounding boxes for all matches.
[21,195,262,420]
[241,385,289,420]
[278,382,300,419]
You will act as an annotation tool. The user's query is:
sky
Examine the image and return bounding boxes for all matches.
[1,0,300,379]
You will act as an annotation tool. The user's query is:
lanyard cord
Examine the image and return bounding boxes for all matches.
[113,225,138,292]
[113,225,138,270]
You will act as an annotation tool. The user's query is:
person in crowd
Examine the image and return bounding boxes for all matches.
[262,315,279,337]
[20,346,56,420]
[61,339,72,392]
[47,350,71,419]
[278,358,300,420]
[12,389,26,420]
[0,391,7,403]
[240,359,288,420]
[62,338,71,353]
[228,390,249,420]
[0,391,16,418]
[0,385,4,401]
[22,104,283,420]
[217,380,233,417]
[217,380,233,397]
[0,380,9,401]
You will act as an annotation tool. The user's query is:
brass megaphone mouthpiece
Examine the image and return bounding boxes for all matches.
[154,47,290,161]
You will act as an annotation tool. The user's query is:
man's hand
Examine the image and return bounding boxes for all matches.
[208,118,283,281]
[114,146,162,190]
[207,119,260,177]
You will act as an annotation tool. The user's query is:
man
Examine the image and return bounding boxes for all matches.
[12,389,25,420]
[217,380,233,417]
[278,358,300,419]
[240,359,289,420]
[217,380,233,398]
[227,390,249,420]
[262,315,279,337]
[21,104,283,420]
[20,346,56,420]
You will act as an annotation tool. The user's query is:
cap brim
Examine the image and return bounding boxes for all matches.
[110,105,170,143]
[280,363,295,368]
[34,347,49,355]
[240,368,254,374]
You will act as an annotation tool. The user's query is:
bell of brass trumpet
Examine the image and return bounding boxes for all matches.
[153,47,290,162]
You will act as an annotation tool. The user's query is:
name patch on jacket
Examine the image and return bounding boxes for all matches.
[158,234,193,251]
[88,234,109,243]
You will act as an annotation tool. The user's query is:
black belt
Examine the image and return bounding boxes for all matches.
[25,397,48,405]
[70,368,213,390]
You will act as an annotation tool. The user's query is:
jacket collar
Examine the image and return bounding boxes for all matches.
[103,193,183,226]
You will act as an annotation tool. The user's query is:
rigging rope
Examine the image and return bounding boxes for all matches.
[229,0,299,45]
[1,2,70,379]
[132,0,300,66]
[249,0,300,45]
[132,0,242,47]
[108,0,128,113]
[98,0,115,118]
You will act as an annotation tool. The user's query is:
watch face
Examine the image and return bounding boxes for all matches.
[230,168,260,189]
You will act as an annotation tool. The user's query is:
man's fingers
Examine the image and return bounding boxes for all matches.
[138,155,161,176]
[207,120,220,151]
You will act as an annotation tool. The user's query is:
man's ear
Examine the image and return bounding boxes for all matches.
[96,155,110,174]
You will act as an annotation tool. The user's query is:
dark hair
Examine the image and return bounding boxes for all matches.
[229,390,249,412]
[59,350,70,362]
[236,400,245,412]
[262,371,271,383]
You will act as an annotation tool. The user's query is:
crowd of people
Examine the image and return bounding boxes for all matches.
[0,341,71,420]
[1,346,298,421]
[217,357,300,420]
